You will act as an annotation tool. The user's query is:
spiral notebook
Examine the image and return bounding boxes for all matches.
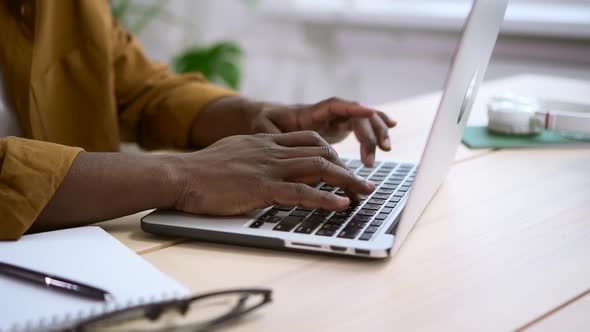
[0,226,190,332]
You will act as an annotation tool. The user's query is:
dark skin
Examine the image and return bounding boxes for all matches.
[31,96,396,233]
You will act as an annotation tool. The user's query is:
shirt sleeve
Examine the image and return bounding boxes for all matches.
[111,17,237,150]
[0,137,82,240]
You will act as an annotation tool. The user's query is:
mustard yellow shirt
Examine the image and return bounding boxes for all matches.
[0,0,234,239]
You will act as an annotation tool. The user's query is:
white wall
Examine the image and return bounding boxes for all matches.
[135,0,590,106]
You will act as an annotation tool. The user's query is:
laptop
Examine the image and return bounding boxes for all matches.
[142,0,509,259]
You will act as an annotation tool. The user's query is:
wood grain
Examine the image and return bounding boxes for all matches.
[93,74,590,331]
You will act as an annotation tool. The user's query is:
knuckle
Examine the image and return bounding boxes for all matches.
[323,146,338,160]
[366,135,377,148]
[347,170,357,184]
[311,131,324,143]
[263,142,282,157]
[294,183,308,198]
[320,190,333,203]
[255,133,275,141]
[312,156,330,172]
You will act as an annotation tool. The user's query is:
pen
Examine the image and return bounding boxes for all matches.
[0,262,113,301]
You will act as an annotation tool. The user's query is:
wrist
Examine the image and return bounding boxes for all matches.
[191,96,265,146]
[151,154,186,210]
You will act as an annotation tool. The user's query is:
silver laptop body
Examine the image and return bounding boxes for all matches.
[141,0,509,258]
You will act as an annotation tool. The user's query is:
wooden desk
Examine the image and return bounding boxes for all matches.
[97,75,590,331]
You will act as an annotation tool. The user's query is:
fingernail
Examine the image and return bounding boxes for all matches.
[383,137,391,150]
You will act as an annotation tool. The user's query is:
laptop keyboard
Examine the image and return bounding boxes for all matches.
[248,159,416,241]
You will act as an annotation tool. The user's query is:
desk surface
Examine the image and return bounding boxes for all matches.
[97,75,590,332]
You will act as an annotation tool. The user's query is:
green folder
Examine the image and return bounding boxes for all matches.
[462,126,590,149]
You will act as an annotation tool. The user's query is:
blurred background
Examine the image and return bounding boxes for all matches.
[113,0,590,106]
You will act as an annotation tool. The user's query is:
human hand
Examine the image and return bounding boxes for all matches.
[250,97,397,166]
[172,131,375,216]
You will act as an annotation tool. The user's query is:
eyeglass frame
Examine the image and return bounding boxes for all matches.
[68,288,273,332]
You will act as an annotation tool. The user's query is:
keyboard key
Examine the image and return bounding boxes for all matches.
[398,187,408,192]
[306,215,326,225]
[326,216,347,225]
[295,223,318,234]
[370,220,383,227]
[290,210,311,217]
[384,202,397,208]
[365,226,379,233]
[348,220,368,228]
[320,184,336,191]
[377,188,394,194]
[372,193,389,200]
[249,220,264,229]
[359,232,373,241]
[380,207,393,214]
[352,215,371,223]
[334,210,352,218]
[338,227,362,239]
[262,210,278,217]
[313,209,332,217]
[357,209,376,217]
[316,228,337,237]
[375,213,388,220]
[348,160,363,168]
[393,192,405,197]
[390,196,401,202]
[368,198,386,205]
[273,216,303,232]
[384,162,398,168]
[362,203,380,211]
[273,205,294,212]
[266,216,281,223]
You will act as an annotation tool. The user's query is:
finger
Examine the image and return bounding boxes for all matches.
[370,114,392,151]
[280,146,340,164]
[268,131,348,169]
[310,98,375,123]
[352,119,377,166]
[377,111,397,127]
[269,131,327,148]
[278,157,374,195]
[267,182,350,211]
[293,175,367,203]
[255,117,282,134]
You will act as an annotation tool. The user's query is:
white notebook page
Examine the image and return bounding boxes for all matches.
[0,226,190,331]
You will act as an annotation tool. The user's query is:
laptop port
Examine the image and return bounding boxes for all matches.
[355,249,371,256]
[330,246,347,252]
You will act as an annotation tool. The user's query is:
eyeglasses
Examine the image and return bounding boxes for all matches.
[69,288,272,332]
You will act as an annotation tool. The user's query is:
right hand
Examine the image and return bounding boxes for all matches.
[172,131,375,216]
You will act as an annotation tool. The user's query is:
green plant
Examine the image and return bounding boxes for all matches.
[172,42,242,90]
[110,0,243,89]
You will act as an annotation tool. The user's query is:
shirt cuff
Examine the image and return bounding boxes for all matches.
[0,137,83,239]
[140,77,237,150]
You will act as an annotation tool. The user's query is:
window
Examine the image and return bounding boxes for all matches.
[260,0,590,39]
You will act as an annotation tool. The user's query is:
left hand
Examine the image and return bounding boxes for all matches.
[251,97,397,166]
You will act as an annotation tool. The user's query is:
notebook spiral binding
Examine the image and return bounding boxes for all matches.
[6,291,184,332]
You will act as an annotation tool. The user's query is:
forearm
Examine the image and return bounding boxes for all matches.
[30,152,180,233]
[190,96,264,147]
